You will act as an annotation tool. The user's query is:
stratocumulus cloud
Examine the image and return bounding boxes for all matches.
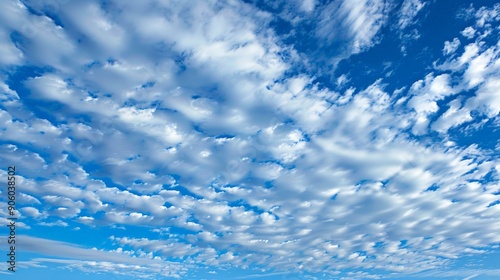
[0,0,500,279]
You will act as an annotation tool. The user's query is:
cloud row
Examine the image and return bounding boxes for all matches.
[0,0,499,279]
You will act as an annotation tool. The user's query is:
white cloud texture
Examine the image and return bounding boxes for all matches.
[316,0,392,53]
[0,0,500,279]
[397,0,427,30]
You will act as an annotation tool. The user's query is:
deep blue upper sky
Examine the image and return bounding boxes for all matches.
[1,0,500,279]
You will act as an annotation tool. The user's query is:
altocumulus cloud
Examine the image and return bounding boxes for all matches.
[0,0,500,279]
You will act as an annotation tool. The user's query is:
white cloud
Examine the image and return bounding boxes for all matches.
[39,220,68,227]
[300,0,316,13]
[464,47,496,89]
[431,98,473,133]
[443,38,461,55]
[434,7,500,127]
[20,206,42,218]
[0,29,23,65]
[12,235,189,278]
[1,0,500,279]
[416,268,500,279]
[461,26,476,39]
[465,76,500,118]
[406,74,455,134]
[475,3,500,28]
[397,0,427,30]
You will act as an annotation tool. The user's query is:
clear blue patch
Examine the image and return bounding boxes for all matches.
[399,239,408,248]
[141,81,155,88]
[264,180,274,189]
[487,200,500,208]
[425,184,440,192]
[451,118,500,151]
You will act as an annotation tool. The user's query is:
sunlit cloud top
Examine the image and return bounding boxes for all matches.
[1,0,500,279]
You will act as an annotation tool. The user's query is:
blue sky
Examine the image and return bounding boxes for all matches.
[1,0,500,279]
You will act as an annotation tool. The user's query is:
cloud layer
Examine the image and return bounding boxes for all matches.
[1,0,500,279]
